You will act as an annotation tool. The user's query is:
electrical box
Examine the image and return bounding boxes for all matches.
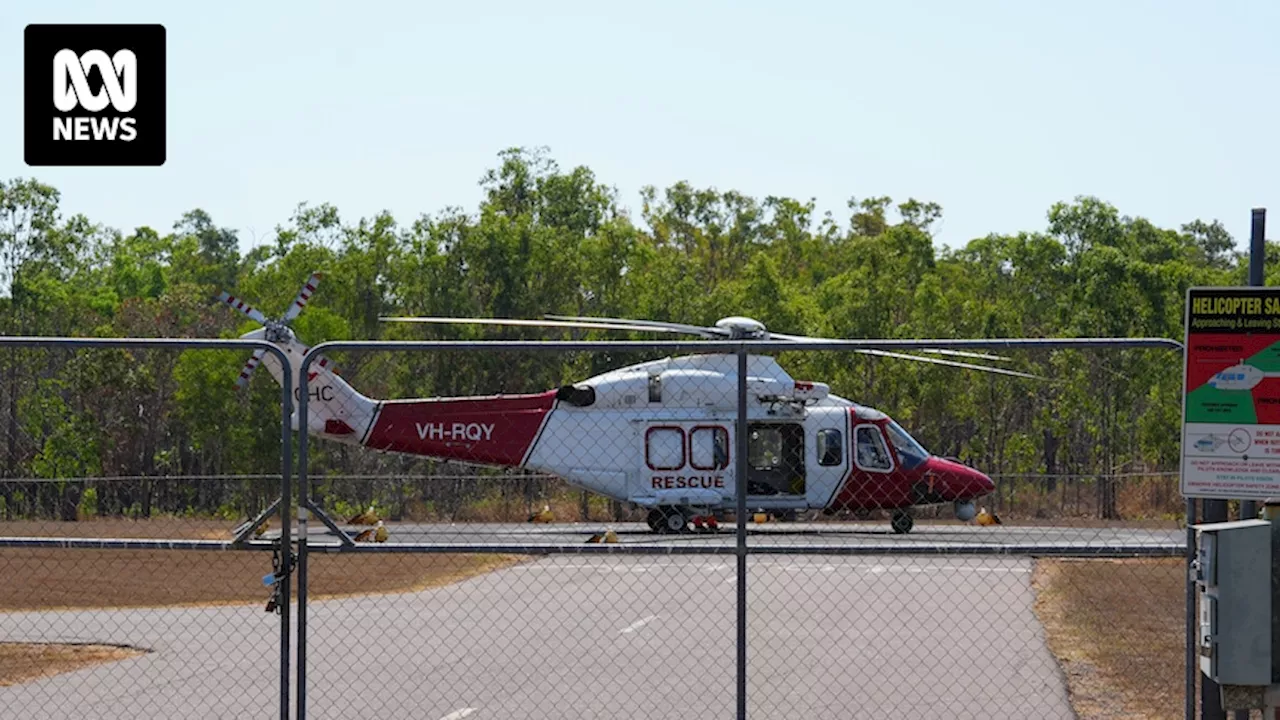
[1194,519,1272,686]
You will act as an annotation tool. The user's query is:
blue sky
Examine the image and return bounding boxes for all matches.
[2,0,1277,253]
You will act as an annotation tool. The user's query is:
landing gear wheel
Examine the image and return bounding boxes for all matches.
[659,507,688,534]
[646,509,664,531]
[891,511,914,534]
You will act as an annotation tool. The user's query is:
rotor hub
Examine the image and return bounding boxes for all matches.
[714,316,768,340]
[264,321,291,343]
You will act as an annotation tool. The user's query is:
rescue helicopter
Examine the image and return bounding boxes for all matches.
[218,273,1032,534]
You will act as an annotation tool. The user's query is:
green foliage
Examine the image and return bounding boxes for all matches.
[0,149,1251,520]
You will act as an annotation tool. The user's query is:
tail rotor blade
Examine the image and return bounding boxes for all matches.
[283,272,322,322]
[300,345,339,377]
[235,348,267,389]
[218,292,268,325]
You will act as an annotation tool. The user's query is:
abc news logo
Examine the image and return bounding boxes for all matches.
[25,24,165,166]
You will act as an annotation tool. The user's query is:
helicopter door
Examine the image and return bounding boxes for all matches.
[803,407,849,507]
[640,423,734,505]
[745,422,805,496]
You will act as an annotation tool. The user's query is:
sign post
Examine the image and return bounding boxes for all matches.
[1183,287,1280,500]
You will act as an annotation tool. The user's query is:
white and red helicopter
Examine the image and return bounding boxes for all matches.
[219,273,1033,534]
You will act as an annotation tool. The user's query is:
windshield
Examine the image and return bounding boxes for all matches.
[884,420,930,470]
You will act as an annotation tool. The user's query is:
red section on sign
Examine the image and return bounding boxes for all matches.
[1252,379,1280,424]
[363,391,557,466]
[1185,333,1279,391]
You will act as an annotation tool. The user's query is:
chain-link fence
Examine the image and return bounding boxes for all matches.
[288,338,1188,720]
[4,337,1202,719]
[0,339,294,720]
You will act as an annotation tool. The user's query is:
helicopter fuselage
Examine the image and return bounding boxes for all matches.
[291,349,995,528]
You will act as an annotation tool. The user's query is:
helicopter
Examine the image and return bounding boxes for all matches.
[218,273,1032,534]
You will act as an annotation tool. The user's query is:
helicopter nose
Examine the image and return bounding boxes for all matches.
[973,468,995,496]
[927,457,995,499]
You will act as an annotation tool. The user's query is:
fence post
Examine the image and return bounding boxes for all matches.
[1242,207,1266,526]
[297,354,310,720]
[1187,498,1198,720]
[278,360,293,720]
[736,347,748,720]
[1222,208,1268,720]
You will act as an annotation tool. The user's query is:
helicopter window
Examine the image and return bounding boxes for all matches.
[854,425,892,471]
[648,375,662,403]
[690,426,730,470]
[748,426,783,470]
[646,426,685,470]
[884,420,929,470]
[817,429,843,466]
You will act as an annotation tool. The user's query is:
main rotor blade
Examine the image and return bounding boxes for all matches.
[854,348,1044,380]
[283,272,322,322]
[919,348,1013,362]
[762,330,1013,358]
[544,314,725,338]
[768,332,1042,379]
[218,292,268,325]
[378,316,712,336]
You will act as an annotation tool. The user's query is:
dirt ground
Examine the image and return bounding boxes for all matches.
[0,518,525,612]
[0,517,524,686]
[1033,557,1186,720]
[0,643,147,687]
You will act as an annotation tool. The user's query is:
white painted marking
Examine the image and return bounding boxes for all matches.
[620,615,659,634]
[438,709,476,720]
[512,564,722,573]
[513,561,1028,576]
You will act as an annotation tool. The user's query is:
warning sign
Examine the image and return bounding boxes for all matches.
[1182,287,1280,498]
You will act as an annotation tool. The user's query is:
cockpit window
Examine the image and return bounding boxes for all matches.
[885,420,929,470]
[854,425,892,471]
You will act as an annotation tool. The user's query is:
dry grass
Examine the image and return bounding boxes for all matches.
[0,642,147,686]
[0,518,526,612]
[1032,558,1186,720]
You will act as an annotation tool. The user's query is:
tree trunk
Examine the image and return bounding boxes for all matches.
[1042,428,1058,494]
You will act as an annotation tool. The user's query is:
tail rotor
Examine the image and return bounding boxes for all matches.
[217,271,338,388]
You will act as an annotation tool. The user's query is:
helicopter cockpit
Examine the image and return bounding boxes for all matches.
[884,419,930,470]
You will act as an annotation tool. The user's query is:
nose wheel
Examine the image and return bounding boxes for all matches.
[890,510,914,534]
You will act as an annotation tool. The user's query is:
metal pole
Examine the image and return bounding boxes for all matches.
[1243,209,1267,523]
[278,362,292,720]
[1230,209,1267,720]
[1187,498,1198,720]
[297,356,309,720]
[1250,208,1267,287]
[736,348,749,720]
[1203,508,1228,718]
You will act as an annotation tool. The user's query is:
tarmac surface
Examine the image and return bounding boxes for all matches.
[324,519,1186,552]
[2,521,1182,720]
